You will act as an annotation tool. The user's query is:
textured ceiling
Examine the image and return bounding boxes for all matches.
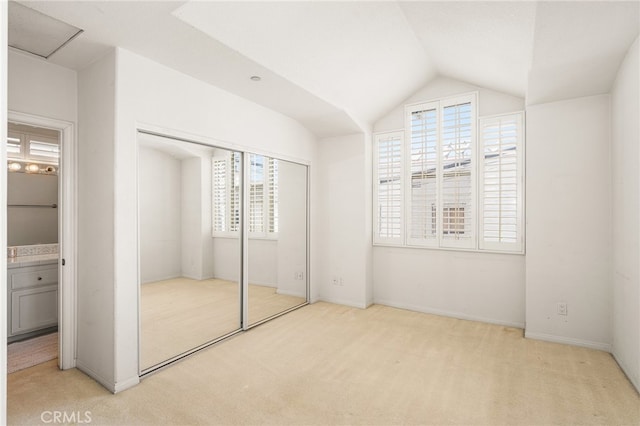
[9,1,640,137]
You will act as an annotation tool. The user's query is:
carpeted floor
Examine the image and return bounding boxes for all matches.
[7,302,640,425]
[7,332,58,374]
[140,277,306,370]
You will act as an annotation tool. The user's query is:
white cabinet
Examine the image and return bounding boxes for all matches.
[7,262,58,338]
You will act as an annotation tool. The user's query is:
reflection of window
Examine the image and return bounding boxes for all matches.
[373,94,524,253]
[212,151,241,235]
[7,130,59,161]
[249,154,278,236]
[212,152,278,238]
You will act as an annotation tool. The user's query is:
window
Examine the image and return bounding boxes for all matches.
[29,138,60,159]
[479,113,524,252]
[212,151,241,235]
[7,132,22,156]
[212,152,278,238]
[373,131,403,245]
[373,93,524,253]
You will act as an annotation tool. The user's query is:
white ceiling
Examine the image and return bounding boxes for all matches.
[10,1,640,137]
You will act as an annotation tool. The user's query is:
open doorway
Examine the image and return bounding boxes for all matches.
[5,112,76,372]
[6,122,60,372]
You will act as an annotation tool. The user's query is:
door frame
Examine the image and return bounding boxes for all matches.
[8,111,77,370]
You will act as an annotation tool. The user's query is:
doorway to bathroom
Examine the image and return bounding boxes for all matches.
[6,122,60,372]
[5,112,76,372]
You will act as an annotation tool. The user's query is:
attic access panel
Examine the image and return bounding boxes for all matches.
[8,1,83,59]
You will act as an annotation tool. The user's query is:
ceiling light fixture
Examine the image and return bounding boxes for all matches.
[250,76,262,82]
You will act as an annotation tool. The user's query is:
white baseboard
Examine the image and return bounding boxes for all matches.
[75,360,117,394]
[113,375,140,394]
[318,297,368,309]
[374,298,525,329]
[76,360,140,394]
[524,331,612,352]
[612,352,640,394]
[276,288,306,298]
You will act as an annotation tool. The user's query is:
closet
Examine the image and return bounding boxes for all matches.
[138,132,308,373]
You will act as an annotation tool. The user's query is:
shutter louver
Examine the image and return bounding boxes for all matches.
[7,132,22,156]
[440,101,474,247]
[268,158,279,234]
[479,113,523,252]
[249,154,265,234]
[29,138,59,159]
[409,107,438,244]
[375,131,404,244]
[212,151,241,235]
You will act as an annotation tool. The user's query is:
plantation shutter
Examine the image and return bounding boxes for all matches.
[7,131,23,157]
[479,112,524,252]
[212,152,241,235]
[374,131,404,245]
[248,154,265,234]
[230,152,241,232]
[28,135,59,160]
[268,158,279,234]
[406,102,439,247]
[212,156,227,234]
[440,96,475,249]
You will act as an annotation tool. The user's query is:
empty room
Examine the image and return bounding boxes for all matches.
[1,1,639,425]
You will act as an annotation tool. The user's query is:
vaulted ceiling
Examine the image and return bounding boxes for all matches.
[10,1,640,137]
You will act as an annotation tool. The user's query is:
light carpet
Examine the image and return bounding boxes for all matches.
[140,277,305,369]
[8,302,640,425]
[7,332,57,374]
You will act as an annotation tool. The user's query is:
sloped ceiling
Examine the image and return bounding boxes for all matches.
[9,1,640,138]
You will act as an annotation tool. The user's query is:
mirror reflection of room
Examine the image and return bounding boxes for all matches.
[138,134,242,371]
[246,155,307,325]
[6,122,60,373]
[138,132,309,372]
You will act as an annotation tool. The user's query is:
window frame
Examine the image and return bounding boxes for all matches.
[404,93,477,250]
[373,130,405,246]
[478,112,525,253]
[211,152,279,240]
[373,93,524,254]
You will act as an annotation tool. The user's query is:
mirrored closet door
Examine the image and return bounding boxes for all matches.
[138,133,242,371]
[246,155,308,326]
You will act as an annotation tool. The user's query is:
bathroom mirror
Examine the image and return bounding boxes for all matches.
[138,133,242,371]
[7,123,60,246]
[247,155,308,325]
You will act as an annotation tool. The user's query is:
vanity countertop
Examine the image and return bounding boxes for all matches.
[7,253,59,269]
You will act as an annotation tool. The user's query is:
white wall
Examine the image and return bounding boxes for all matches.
[276,160,308,298]
[139,146,182,283]
[212,237,241,282]
[8,50,76,122]
[611,35,639,391]
[374,76,524,133]
[181,156,214,281]
[372,77,526,327]
[248,239,278,286]
[525,95,612,350]
[76,50,118,389]
[112,48,316,389]
[316,132,371,308]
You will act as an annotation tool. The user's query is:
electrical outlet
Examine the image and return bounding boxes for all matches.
[557,302,568,316]
[294,271,304,280]
[331,276,339,286]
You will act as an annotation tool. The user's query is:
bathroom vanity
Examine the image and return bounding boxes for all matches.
[7,250,58,342]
